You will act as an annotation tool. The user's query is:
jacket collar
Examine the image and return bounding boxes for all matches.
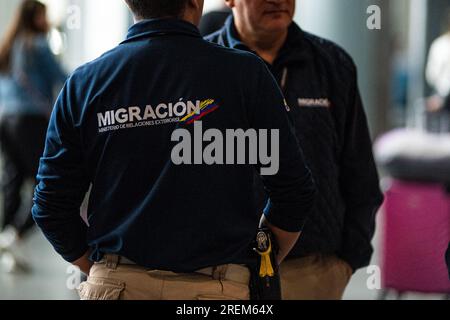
[223,15,248,51]
[122,18,201,44]
[221,15,311,66]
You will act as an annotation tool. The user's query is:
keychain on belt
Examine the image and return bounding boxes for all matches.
[254,230,275,278]
[250,228,281,300]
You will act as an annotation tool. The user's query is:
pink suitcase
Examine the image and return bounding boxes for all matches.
[382,180,450,294]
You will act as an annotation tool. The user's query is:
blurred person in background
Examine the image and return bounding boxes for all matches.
[0,0,66,271]
[207,0,384,300]
[426,10,450,114]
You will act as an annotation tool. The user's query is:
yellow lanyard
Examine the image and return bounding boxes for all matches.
[257,241,275,277]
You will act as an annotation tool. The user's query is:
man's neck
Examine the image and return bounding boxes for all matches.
[235,24,288,65]
[133,14,198,26]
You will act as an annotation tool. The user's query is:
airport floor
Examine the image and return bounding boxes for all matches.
[0,229,78,300]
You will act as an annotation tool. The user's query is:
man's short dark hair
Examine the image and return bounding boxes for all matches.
[125,0,189,19]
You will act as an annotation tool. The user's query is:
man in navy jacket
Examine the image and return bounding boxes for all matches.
[32,0,316,300]
[207,0,384,299]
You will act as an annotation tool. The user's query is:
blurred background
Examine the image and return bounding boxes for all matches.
[0,0,449,300]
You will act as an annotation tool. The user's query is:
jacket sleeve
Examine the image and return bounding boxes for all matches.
[338,65,384,272]
[248,58,316,232]
[32,77,90,263]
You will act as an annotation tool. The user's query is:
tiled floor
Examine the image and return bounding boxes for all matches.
[0,230,78,300]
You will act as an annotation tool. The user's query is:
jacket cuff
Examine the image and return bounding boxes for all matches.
[63,245,90,263]
[32,205,89,263]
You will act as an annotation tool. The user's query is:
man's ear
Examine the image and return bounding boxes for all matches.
[225,0,235,9]
[187,0,201,10]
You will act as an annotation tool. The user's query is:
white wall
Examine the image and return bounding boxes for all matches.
[82,0,129,63]
[0,0,21,36]
[62,0,129,70]
[203,0,226,13]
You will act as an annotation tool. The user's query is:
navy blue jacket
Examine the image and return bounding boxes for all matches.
[207,16,384,271]
[32,19,316,272]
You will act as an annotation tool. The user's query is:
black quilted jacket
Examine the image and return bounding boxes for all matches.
[207,16,384,271]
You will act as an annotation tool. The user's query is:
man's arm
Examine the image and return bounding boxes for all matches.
[338,65,384,272]
[32,77,91,267]
[248,57,316,262]
[260,215,300,265]
[73,251,93,275]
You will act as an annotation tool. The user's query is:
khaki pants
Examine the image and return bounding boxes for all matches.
[280,255,353,300]
[77,255,251,300]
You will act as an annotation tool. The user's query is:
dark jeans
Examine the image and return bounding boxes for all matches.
[0,114,48,237]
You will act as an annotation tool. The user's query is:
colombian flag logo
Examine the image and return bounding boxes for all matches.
[180,99,220,125]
